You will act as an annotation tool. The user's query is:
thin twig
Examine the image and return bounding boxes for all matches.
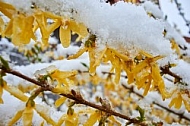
[121,84,190,122]
[174,0,190,34]
[61,93,147,126]
[1,67,53,90]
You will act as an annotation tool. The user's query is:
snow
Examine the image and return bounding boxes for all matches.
[159,0,190,37]
[170,60,190,89]
[142,1,163,19]
[3,0,173,57]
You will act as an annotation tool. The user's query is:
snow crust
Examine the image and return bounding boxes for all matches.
[3,0,173,57]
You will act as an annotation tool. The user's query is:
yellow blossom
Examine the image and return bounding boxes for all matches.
[3,14,36,46]
[108,116,121,126]
[0,1,16,19]
[170,39,180,55]
[0,16,4,35]
[169,93,182,109]
[60,20,88,48]
[22,106,34,126]
[55,96,67,107]
[83,111,101,126]
[34,11,62,46]
[4,84,28,102]
[35,104,57,125]
[8,109,25,125]
[50,70,77,87]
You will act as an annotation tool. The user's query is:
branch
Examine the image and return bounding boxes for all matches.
[61,91,147,125]
[174,0,190,35]
[0,67,147,126]
[160,65,182,83]
[121,84,190,123]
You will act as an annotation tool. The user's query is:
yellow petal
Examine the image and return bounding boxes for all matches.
[65,114,78,126]
[109,48,129,61]
[55,97,67,107]
[0,16,4,35]
[3,18,13,37]
[113,57,121,84]
[34,12,49,46]
[93,47,107,68]
[143,79,151,96]
[69,20,88,37]
[183,99,190,112]
[22,107,34,126]
[52,87,70,94]
[57,114,66,126]
[83,111,101,126]
[132,59,147,75]
[139,50,153,58]
[47,19,61,34]
[0,1,16,18]
[4,85,28,102]
[35,104,57,125]
[0,83,3,104]
[8,109,24,125]
[51,70,77,87]
[68,47,88,60]
[175,94,182,109]
[108,116,121,126]
[12,15,35,45]
[170,39,180,55]
[121,60,134,84]
[60,25,71,48]
[89,48,96,75]
[168,97,177,108]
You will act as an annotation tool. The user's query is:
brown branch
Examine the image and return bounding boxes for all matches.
[160,65,182,82]
[61,91,147,126]
[1,67,53,90]
[121,84,190,123]
[0,67,147,126]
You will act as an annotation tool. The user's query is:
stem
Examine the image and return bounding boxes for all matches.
[122,84,190,122]
[174,0,190,34]
[61,93,147,126]
[1,67,53,90]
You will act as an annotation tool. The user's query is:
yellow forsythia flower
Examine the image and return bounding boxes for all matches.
[8,109,25,125]
[4,84,28,102]
[83,111,101,126]
[60,20,88,48]
[50,70,77,87]
[0,16,4,35]
[3,14,36,46]
[34,11,62,46]
[108,116,121,126]
[68,47,88,60]
[22,106,34,126]
[55,96,67,107]
[0,81,5,104]
[0,1,16,19]
[170,39,180,55]
[35,104,57,125]
[65,114,78,126]
[169,93,182,109]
